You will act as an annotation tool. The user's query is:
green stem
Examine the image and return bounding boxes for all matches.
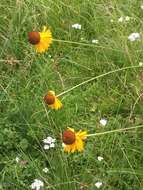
[87,125,143,137]
[53,38,122,52]
[57,65,142,97]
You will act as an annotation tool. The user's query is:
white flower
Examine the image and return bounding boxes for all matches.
[72,23,81,29]
[110,19,114,23]
[92,39,99,44]
[43,136,53,144]
[15,157,20,163]
[43,136,56,150]
[118,16,124,23]
[99,119,107,126]
[50,143,55,148]
[125,16,130,21]
[44,145,50,150]
[31,179,44,190]
[141,5,143,10]
[139,62,143,66]
[43,167,49,173]
[97,156,104,161]
[128,32,140,41]
[95,182,102,188]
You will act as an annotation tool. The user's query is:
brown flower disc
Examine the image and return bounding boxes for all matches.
[28,31,40,45]
[44,94,55,105]
[62,130,76,145]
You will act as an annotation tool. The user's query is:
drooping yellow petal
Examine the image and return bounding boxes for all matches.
[62,128,87,153]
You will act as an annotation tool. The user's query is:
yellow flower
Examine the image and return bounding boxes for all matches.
[44,91,62,110]
[28,26,52,53]
[62,128,87,153]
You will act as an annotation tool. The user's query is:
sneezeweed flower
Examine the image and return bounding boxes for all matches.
[43,136,56,150]
[62,128,87,153]
[95,182,103,189]
[31,179,44,190]
[28,26,52,53]
[72,23,81,29]
[44,91,62,110]
[128,32,140,42]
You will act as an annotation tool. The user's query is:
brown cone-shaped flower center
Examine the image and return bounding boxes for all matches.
[44,94,55,105]
[62,130,76,145]
[28,31,40,45]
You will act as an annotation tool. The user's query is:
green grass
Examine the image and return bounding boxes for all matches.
[1,0,143,189]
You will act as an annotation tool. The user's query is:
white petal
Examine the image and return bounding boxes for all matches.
[44,145,50,150]
[125,16,130,21]
[139,62,143,66]
[97,156,104,161]
[72,23,81,29]
[118,17,124,23]
[43,167,49,173]
[50,143,55,148]
[15,157,20,163]
[99,119,107,126]
[92,39,99,44]
[95,182,102,188]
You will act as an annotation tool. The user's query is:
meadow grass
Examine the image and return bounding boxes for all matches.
[1,0,143,189]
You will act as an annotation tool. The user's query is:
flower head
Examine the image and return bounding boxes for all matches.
[97,156,104,161]
[28,26,52,53]
[99,118,107,126]
[95,182,102,189]
[44,91,62,110]
[43,136,56,150]
[43,167,49,173]
[92,39,99,44]
[31,179,44,190]
[62,128,87,153]
[128,32,140,42]
[72,23,81,29]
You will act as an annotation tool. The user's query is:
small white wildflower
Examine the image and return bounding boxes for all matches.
[48,55,52,58]
[72,23,81,30]
[43,167,49,173]
[31,179,44,190]
[97,156,104,161]
[43,136,53,144]
[15,157,20,163]
[95,182,102,188]
[49,143,55,148]
[139,62,143,66]
[44,145,50,150]
[141,5,143,10]
[125,16,130,21]
[99,119,107,126]
[43,136,56,150]
[118,16,124,23]
[110,19,114,23]
[128,32,140,42]
[80,37,84,40]
[92,39,99,44]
